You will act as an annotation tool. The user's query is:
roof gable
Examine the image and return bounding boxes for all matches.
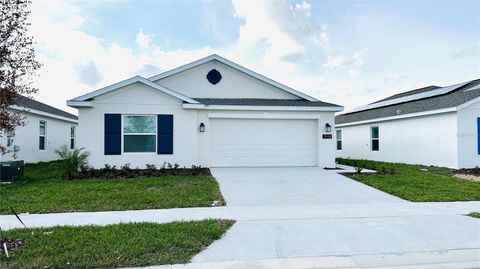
[68,76,199,107]
[149,54,318,101]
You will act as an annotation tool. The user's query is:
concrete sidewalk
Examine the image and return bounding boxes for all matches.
[1,201,478,230]
[128,249,480,269]
[0,206,233,230]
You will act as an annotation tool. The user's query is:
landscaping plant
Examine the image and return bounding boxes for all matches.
[55,145,90,179]
[71,162,211,179]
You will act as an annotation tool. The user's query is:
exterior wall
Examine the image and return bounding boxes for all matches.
[0,111,77,163]
[78,82,198,169]
[154,61,299,99]
[336,112,459,168]
[77,82,337,168]
[457,100,480,168]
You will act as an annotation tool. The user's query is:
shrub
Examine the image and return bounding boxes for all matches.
[145,164,157,170]
[380,166,388,175]
[355,166,363,174]
[55,145,90,179]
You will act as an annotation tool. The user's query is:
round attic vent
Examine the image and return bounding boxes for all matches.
[206,69,222,85]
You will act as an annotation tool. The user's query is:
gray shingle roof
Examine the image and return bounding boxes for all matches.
[336,79,480,125]
[372,85,440,104]
[15,95,78,120]
[193,98,342,107]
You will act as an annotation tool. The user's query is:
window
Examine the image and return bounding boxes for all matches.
[39,121,46,150]
[371,126,379,151]
[123,115,156,153]
[336,130,342,150]
[70,126,76,149]
[6,130,15,147]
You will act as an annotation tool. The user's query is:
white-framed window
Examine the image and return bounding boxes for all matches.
[371,126,379,151]
[122,115,156,153]
[336,129,342,150]
[6,130,15,147]
[39,121,47,150]
[70,126,76,149]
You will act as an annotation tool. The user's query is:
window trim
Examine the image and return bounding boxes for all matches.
[370,126,379,151]
[70,126,76,149]
[6,130,15,147]
[39,120,47,150]
[336,129,342,151]
[121,114,157,154]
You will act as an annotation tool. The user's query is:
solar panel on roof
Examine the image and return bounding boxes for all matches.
[346,81,470,114]
[465,83,480,92]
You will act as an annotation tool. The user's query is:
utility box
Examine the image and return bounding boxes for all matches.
[0,160,24,182]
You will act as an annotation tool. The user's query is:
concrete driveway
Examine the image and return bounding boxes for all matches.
[212,167,403,206]
[192,167,480,264]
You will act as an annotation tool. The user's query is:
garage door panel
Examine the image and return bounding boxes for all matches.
[209,119,317,167]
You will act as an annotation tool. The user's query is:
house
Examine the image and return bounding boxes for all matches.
[1,95,78,163]
[67,54,343,168]
[335,79,480,169]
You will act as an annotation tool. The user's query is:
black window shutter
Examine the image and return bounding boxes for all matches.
[157,115,173,154]
[104,114,121,155]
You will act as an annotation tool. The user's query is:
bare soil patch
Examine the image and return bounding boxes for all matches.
[455,174,480,182]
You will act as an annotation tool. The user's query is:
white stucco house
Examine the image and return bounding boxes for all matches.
[67,54,343,168]
[335,79,480,169]
[1,95,78,163]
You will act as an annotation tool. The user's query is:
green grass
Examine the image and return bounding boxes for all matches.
[0,162,224,214]
[337,158,480,202]
[468,212,480,218]
[0,220,234,269]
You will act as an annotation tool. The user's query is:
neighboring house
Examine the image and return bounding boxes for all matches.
[0,95,78,163]
[335,79,480,169]
[68,54,343,168]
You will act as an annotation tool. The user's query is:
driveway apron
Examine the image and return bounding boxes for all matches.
[192,167,480,263]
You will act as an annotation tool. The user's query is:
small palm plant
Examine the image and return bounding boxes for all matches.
[55,145,90,179]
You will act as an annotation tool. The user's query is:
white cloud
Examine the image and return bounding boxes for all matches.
[29,1,216,113]
[74,61,102,86]
[231,0,327,69]
[27,0,362,115]
[28,0,477,115]
[324,49,366,70]
[135,28,153,49]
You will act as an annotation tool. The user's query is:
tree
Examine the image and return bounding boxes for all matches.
[0,0,41,153]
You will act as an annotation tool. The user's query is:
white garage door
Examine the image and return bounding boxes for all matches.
[209,118,317,167]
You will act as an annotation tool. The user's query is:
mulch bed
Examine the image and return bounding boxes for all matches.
[455,167,480,176]
[67,167,212,180]
[0,238,25,255]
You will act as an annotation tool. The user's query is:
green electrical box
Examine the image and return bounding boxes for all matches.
[0,160,24,182]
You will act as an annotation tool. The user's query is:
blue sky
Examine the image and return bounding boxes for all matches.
[30,0,479,112]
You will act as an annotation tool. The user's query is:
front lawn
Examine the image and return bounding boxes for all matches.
[337,158,480,202]
[0,162,224,214]
[0,220,234,269]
